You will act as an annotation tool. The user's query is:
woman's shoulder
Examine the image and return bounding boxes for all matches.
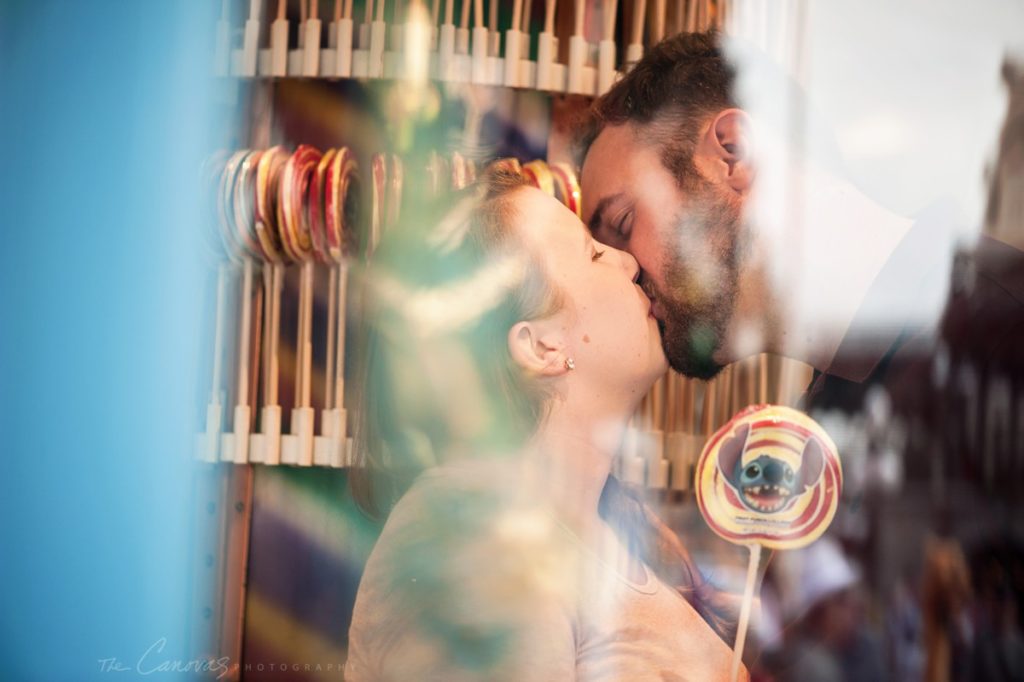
[379,457,531,532]
[348,457,582,680]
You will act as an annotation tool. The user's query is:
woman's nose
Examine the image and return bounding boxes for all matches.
[619,248,640,282]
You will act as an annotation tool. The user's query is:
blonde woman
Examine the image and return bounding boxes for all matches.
[345,168,744,681]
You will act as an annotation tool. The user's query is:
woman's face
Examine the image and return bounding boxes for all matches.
[511,188,668,404]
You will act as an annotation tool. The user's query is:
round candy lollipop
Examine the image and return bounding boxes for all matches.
[694,404,842,682]
[325,147,359,260]
[255,146,289,264]
[549,162,581,218]
[522,160,555,197]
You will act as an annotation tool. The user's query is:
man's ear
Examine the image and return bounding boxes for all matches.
[697,108,754,193]
[508,321,568,376]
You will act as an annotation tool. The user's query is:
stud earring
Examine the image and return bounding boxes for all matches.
[565,358,576,371]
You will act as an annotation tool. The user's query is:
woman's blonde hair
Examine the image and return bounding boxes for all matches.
[349,164,735,642]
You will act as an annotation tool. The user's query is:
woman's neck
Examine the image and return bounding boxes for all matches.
[523,399,629,534]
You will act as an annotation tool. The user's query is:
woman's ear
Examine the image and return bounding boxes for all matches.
[696,108,754,194]
[508,321,569,376]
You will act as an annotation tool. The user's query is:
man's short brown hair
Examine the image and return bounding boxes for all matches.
[575,31,736,190]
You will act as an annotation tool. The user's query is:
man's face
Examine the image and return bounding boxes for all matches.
[580,123,745,380]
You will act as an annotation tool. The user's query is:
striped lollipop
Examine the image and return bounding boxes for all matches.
[277,144,322,263]
[231,149,267,260]
[255,146,289,263]
[696,404,842,550]
[695,404,842,682]
[549,162,581,218]
[325,147,359,260]
[522,160,555,197]
[308,148,337,263]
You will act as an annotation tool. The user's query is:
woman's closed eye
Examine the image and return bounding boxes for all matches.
[591,247,606,262]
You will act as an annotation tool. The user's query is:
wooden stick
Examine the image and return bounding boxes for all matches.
[334,263,349,410]
[489,0,498,32]
[652,376,665,431]
[717,364,733,428]
[665,372,678,433]
[344,0,353,18]
[324,265,338,411]
[211,264,228,405]
[278,0,287,21]
[544,0,557,34]
[297,260,315,408]
[521,0,533,31]
[574,0,585,36]
[431,0,441,24]
[236,259,254,408]
[651,0,665,43]
[474,0,484,28]
[250,275,264,412]
[700,379,716,435]
[512,0,524,33]
[366,0,375,24]
[758,354,768,404]
[268,264,282,406]
[445,0,454,24]
[630,0,646,45]
[669,0,682,34]
[685,0,697,31]
[731,544,762,682]
[309,0,317,20]
[685,379,697,433]
[461,0,471,29]
[376,0,386,23]
[603,0,619,40]
[261,266,273,404]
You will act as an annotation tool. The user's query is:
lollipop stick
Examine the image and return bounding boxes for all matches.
[324,265,338,411]
[269,264,283,406]
[730,543,761,682]
[334,263,349,409]
[236,258,254,407]
[210,263,228,405]
[297,260,315,408]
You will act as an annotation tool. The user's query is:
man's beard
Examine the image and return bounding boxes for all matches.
[648,182,744,380]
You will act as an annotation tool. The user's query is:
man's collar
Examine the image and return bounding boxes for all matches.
[822,200,961,383]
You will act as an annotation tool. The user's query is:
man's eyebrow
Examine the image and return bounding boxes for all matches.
[587,193,623,234]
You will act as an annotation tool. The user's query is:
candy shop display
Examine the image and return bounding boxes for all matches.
[213,0,736,94]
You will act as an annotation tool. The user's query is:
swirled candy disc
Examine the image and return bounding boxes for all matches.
[218,150,249,259]
[277,144,322,262]
[549,162,581,218]
[232,149,266,260]
[255,146,289,263]
[325,147,359,260]
[308,148,336,263]
[695,405,842,550]
[522,160,555,197]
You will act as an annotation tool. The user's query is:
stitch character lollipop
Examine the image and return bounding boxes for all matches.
[695,404,842,681]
